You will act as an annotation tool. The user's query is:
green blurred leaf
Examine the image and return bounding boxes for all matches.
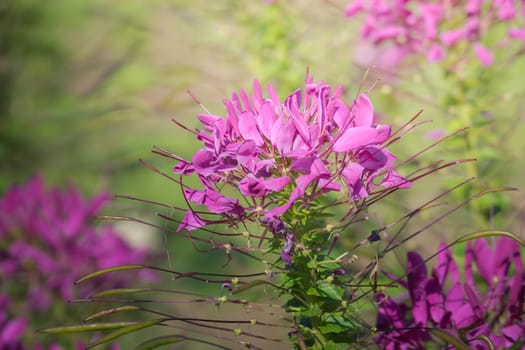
[135,335,184,350]
[474,335,496,350]
[316,341,338,350]
[317,283,343,301]
[319,313,358,334]
[86,318,168,349]
[39,321,139,334]
[295,303,321,317]
[74,265,146,284]
[452,230,525,246]
[306,287,321,297]
[84,306,141,321]
[430,329,471,350]
[91,288,153,298]
[232,279,266,295]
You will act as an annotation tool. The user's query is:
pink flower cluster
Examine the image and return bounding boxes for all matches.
[0,177,152,348]
[345,0,525,67]
[375,237,524,349]
[0,294,87,350]
[174,76,410,232]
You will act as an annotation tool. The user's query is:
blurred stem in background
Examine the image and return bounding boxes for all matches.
[0,0,65,190]
[0,0,155,195]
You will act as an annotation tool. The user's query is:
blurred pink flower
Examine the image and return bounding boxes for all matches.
[375,237,525,349]
[345,0,525,67]
[0,177,152,349]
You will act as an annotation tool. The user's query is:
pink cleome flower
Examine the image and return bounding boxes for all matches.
[173,76,411,233]
[375,237,525,349]
[0,176,148,349]
[345,0,525,67]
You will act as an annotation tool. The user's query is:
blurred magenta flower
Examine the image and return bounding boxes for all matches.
[345,0,525,67]
[0,294,87,350]
[375,237,525,349]
[0,176,153,348]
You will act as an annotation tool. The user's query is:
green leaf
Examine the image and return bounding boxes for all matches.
[316,261,341,271]
[307,260,318,269]
[86,318,168,349]
[452,230,525,246]
[430,329,471,350]
[318,340,339,350]
[318,323,347,334]
[317,283,343,301]
[91,288,152,298]
[39,322,139,334]
[135,335,184,350]
[74,265,146,284]
[320,313,359,334]
[232,279,266,295]
[319,313,373,343]
[83,306,141,321]
[474,335,495,350]
[295,303,321,317]
[306,287,321,297]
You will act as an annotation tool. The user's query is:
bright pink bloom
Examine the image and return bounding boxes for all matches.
[375,237,525,349]
[174,77,410,232]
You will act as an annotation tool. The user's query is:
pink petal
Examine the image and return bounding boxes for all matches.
[433,243,460,286]
[473,43,494,67]
[333,99,350,130]
[257,102,277,139]
[427,43,445,62]
[238,111,264,146]
[351,94,374,127]
[451,303,476,328]
[264,176,291,192]
[345,0,364,17]
[374,124,391,143]
[177,211,206,232]
[0,318,26,344]
[509,27,525,40]
[441,29,466,46]
[333,127,377,152]
[406,252,428,324]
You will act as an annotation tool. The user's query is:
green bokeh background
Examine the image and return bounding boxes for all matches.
[2,1,524,349]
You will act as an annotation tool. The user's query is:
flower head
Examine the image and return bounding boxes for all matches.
[375,237,525,349]
[174,77,410,234]
[0,177,152,348]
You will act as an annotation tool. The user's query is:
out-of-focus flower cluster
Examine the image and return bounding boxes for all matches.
[0,176,152,349]
[0,293,85,350]
[174,76,410,238]
[375,237,524,349]
[345,0,525,67]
